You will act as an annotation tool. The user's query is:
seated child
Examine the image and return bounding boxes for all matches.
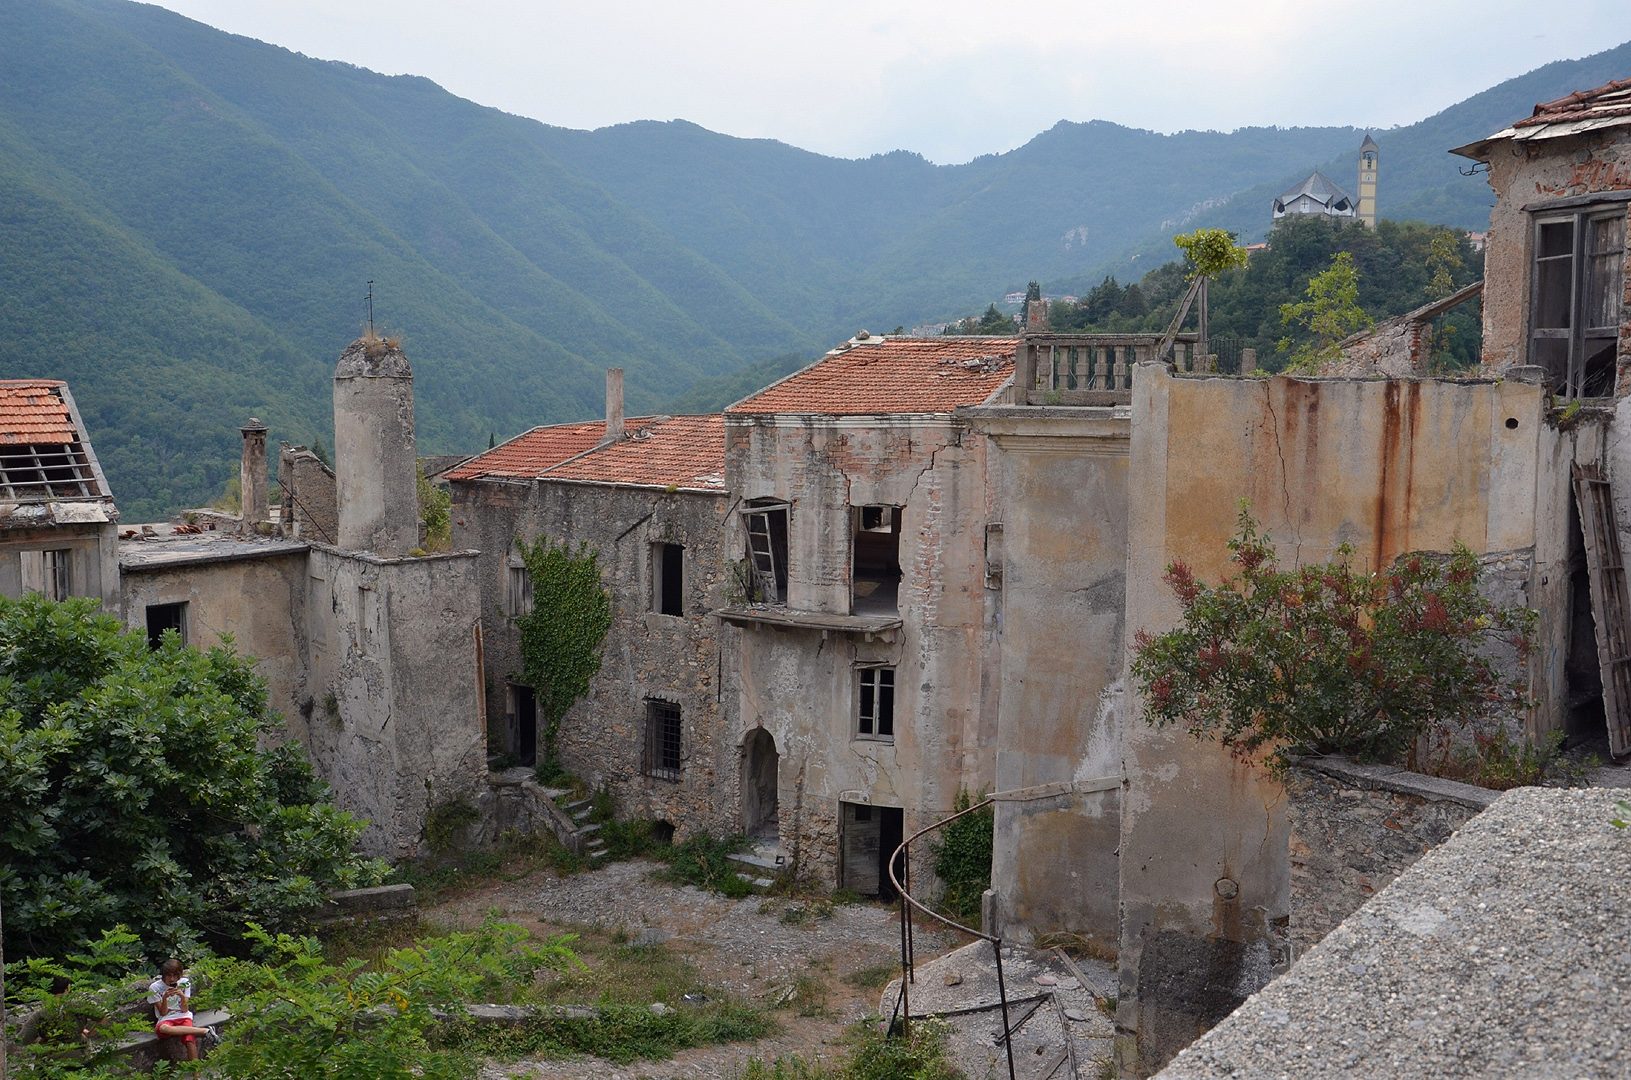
[147,959,212,1061]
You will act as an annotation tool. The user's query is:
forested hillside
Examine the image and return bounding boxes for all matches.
[0,0,1625,516]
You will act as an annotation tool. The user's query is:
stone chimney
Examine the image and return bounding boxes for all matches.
[333,337,419,555]
[239,418,269,533]
[1025,298,1049,331]
[605,367,624,443]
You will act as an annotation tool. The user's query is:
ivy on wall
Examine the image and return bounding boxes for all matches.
[515,536,613,763]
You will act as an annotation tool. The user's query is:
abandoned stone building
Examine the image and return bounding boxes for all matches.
[447,370,738,840]
[2,342,490,861]
[717,335,1015,893]
[0,379,121,611]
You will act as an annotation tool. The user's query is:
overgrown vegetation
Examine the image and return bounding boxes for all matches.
[1130,507,1536,775]
[928,787,993,923]
[654,833,754,898]
[734,1018,963,1080]
[515,536,613,766]
[0,594,385,962]
[417,464,452,552]
[1277,251,1373,370]
[1043,216,1483,370]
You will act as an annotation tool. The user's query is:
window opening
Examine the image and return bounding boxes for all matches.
[21,549,71,601]
[145,602,186,649]
[857,666,896,741]
[645,700,682,781]
[654,542,684,616]
[743,501,788,603]
[1530,209,1625,398]
[506,559,532,620]
[852,504,901,615]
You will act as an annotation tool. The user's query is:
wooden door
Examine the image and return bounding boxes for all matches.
[1571,462,1631,758]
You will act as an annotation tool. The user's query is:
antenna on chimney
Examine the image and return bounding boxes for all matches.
[366,280,375,337]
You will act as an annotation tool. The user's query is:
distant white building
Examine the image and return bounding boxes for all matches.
[1272,171,1359,222]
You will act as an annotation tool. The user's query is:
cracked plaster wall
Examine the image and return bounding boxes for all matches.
[1116,367,1562,1076]
[723,414,1000,886]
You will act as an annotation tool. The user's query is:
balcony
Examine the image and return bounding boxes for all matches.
[1016,332,1211,406]
[715,604,902,641]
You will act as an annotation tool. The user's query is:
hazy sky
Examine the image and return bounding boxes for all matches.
[149,1,1631,164]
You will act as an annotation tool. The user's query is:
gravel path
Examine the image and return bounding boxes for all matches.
[431,859,962,1078]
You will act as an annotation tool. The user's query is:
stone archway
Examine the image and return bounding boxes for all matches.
[741,728,779,839]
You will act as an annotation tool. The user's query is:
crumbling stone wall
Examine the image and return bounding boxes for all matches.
[451,477,738,841]
[278,444,338,544]
[1284,758,1495,954]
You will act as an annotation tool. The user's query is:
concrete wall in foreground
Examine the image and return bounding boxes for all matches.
[301,545,486,858]
[1116,368,1561,1076]
[962,405,1130,946]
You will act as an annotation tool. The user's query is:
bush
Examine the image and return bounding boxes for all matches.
[653,833,753,897]
[1130,508,1535,772]
[929,788,992,923]
[0,594,385,961]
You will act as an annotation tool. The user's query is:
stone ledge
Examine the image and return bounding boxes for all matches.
[1292,755,1499,811]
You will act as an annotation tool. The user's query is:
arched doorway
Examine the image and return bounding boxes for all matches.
[742,728,779,839]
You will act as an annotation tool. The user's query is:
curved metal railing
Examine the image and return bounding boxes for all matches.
[885,795,1016,1080]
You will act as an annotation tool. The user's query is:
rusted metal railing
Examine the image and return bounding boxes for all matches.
[886,795,1017,1080]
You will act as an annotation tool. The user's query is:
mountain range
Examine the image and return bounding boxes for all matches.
[1,0,1628,518]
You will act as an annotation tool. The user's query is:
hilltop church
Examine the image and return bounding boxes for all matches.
[1272,133,1379,227]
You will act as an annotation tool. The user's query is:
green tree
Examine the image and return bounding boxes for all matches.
[1130,508,1535,773]
[1173,228,1250,280]
[1425,228,1464,300]
[0,594,384,962]
[1277,251,1373,371]
[515,537,613,764]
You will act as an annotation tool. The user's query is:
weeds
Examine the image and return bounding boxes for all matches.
[842,963,900,991]
[653,832,754,897]
[1420,727,1595,791]
[733,1017,963,1080]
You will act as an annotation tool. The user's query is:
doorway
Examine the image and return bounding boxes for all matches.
[840,802,905,899]
[742,728,779,839]
[511,684,538,767]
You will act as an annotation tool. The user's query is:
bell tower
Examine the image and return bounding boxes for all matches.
[1358,133,1378,229]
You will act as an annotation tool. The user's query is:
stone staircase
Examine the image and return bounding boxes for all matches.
[726,835,784,888]
[557,793,610,862]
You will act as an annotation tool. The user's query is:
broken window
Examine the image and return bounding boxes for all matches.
[505,557,532,620]
[743,501,788,604]
[1530,208,1626,398]
[852,505,901,615]
[20,549,71,601]
[653,542,684,616]
[145,602,186,648]
[644,699,682,781]
[856,666,896,741]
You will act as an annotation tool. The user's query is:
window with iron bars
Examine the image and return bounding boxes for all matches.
[644,700,682,781]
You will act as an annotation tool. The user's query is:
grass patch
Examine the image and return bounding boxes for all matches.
[652,832,754,897]
[732,1018,964,1080]
[388,829,579,901]
[843,962,900,991]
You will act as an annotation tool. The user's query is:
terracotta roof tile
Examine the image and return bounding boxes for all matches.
[445,419,639,481]
[546,415,725,491]
[0,380,76,445]
[1517,77,1631,128]
[446,415,724,491]
[727,337,1016,415]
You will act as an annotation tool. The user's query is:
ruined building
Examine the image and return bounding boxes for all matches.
[448,369,738,840]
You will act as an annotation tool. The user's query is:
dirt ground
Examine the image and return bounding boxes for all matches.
[427,858,964,1079]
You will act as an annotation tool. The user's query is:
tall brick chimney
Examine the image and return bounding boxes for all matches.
[605,367,624,442]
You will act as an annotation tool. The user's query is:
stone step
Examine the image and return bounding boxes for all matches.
[563,797,592,810]
[726,850,782,872]
[579,823,602,836]
[735,871,774,889]
[572,808,593,823]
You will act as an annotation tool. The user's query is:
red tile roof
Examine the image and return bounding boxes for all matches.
[547,414,725,490]
[0,380,77,445]
[444,419,632,482]
[727,337,1016,415]
[1517,77,1631,128]
[446,415,725,491]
